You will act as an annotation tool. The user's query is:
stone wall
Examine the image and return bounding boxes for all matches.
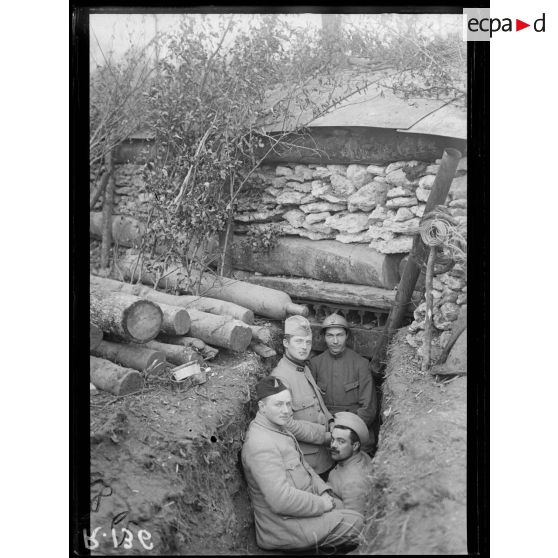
[90,164,152,218]
[91,153,467,360]
[235,158,467,255]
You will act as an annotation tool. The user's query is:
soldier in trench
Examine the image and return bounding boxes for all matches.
[241,376,363,553]
[309,313,378,454]
[327,412,373,516]
[270,315,335,479]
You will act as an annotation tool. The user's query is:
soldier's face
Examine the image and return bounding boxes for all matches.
[324,327,347,356]
[284,335,313,361]
[330,427,357,462]
[259,390,293,427]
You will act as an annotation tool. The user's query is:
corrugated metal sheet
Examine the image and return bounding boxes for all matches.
[261,69,466,140]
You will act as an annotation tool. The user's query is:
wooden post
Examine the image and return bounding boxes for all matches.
[369,148,461,376]
[100,150,115,269]
[421,245,437,372]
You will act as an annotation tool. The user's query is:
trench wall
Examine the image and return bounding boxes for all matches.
[91,152,467,359]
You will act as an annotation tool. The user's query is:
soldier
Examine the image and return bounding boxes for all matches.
[310,313,377,453]
[271,315,335,478]
[241,377,363,553]
[328,412,374,516]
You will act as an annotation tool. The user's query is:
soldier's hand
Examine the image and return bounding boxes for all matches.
[320,493,335,512]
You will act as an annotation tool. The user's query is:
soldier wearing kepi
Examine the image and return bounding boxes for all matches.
[310,313,377,452]
[328,412,374,516]
[241,377,363,553]
[271,315,335,477]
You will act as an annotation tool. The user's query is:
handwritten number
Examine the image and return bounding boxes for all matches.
[121,528,134,549]
[83,527,100,550]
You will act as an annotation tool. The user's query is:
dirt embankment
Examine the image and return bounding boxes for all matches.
[90,351,271,555]
[360,330,467,555]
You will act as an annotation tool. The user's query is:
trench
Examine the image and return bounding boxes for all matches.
[91,318,466,555]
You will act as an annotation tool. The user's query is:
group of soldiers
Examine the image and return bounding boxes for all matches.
[241,313,378,553]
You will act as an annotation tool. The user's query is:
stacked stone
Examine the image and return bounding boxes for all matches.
[90,163,151,217]
[405,260,467,358]
[234,158,467,253]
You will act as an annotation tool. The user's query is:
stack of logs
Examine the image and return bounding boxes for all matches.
[90,272,305,396]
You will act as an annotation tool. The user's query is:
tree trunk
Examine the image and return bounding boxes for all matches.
[114,253,307,320]
[236,274,399,311]
[91,274,253,323]
[90,286,163,343]
[369,147,462,376]
[91,340,166,374]
[100,151,115,268]
[188,309,252,351]
[143,340,203,366]
[230,236,402,289]
[156,302,191,336]
[90,323,103,351]
[90,356,143,396]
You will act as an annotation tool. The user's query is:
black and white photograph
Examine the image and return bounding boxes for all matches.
[76,7,484,555]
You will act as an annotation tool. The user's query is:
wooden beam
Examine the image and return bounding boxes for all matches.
[237,274,397,311]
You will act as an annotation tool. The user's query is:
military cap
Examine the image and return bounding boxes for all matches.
[255,376,288,401]
[321,313,349,331]
[333,412,370,446]
[284,315,312,337]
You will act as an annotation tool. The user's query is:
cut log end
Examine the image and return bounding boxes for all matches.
[124,300,163,343]
[171,309,191,335]
[117,371,144,395]
[229,324,253,352]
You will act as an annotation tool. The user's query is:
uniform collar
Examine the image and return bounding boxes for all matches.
[336,451,363,468]
[283,354,307,373]
[254,411,288,435]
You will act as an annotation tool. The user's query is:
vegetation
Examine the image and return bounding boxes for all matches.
[90,14,466,290]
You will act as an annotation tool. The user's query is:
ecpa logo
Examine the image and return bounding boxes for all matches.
[463,8,546,40]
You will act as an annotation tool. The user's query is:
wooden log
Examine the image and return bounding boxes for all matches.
[230,236,403,289]
[370,147,461,376]
[91,274,253,323]
[143,340,203,366]
[90,212,146,248]
[249,341,277,358]
[90,286,163,343]
[157,302,191,336]
[236,274,397,311]
[248,324,273,345]
[156,334,220,361]
[188,309,252,352]
[91,340,166,374]
[90,212,219,259]
[90,356,143,396]
[114,254,307,320]
[90,323,103,351]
